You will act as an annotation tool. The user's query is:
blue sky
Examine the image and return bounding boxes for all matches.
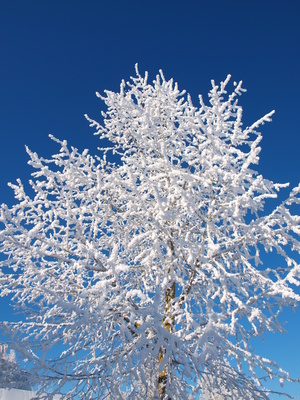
[0,0,299,398]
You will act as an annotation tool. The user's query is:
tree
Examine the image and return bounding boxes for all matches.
[0,343,31,391]
[0,66,300,399]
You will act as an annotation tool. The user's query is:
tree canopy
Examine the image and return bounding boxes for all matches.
[0,67,299,399]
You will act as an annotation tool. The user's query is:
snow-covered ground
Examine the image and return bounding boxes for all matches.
[0,389,61,400]
[0,389,36,400]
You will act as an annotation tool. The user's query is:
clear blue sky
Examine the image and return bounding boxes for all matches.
[0,0,299,398]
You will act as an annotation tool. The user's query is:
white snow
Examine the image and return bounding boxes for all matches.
[0,389,36,400]
[0,389,60,400]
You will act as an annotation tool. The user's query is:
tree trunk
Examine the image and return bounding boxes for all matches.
[157,280,175,399]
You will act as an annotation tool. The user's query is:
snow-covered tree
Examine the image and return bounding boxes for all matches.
[0,344,31,391]
[0,66,300,399]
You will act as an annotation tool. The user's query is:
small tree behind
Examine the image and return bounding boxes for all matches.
[0,344,31,391]
[0,67,300,399]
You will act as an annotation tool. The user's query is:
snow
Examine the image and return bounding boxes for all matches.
[0,389,61,400]
[0,389,37,400]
